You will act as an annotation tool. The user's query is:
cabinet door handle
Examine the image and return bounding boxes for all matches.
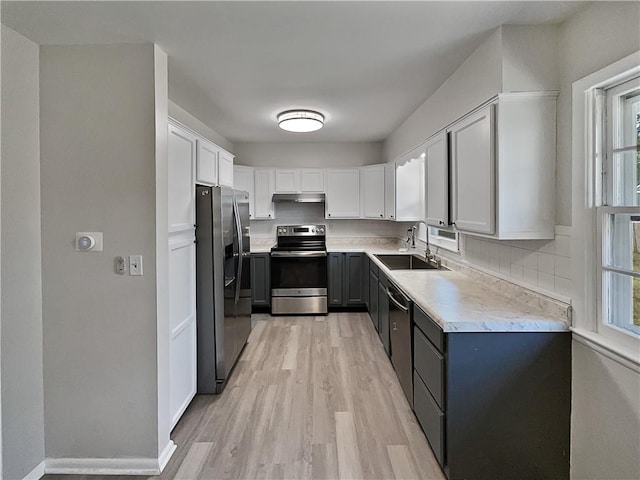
[392,322,398,331]
[439,220,445,225]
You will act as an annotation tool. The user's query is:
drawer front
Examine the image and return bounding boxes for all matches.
[414,305,444,352]
[413,371,445,467]
[414,326,444,409]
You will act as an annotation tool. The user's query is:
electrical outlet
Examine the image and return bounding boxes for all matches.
[129,255,143,276]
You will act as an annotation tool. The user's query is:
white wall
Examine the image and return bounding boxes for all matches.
[234,141,383,168]
[0,25,45,480]
[557,3,640,478]
[154,45,173,466]
[40,43,165,463]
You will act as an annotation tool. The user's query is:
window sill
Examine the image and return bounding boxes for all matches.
[571,327,640,373]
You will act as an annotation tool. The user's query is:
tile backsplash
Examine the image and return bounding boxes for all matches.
[433,226,572,300]
[250,202,409,240]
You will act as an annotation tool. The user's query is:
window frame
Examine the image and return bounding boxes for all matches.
[572,52,640,364]
[595,77,640,341]
[428,227,460,253]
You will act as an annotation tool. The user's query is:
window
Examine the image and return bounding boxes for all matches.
[428,227,459,253]
[596,77,640,338]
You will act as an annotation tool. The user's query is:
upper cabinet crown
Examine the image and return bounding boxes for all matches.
[426,93,556,239]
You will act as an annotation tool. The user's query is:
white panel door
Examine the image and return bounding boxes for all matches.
[325,169,360,218]
[168,124,196,233]
[196,139,218,186]
[384,163,396,220]
[361,165,385,219]
[450,105,495,235]
[254,168,275,219]
[234,165,255,219]
[168,237,196,429]
[275,169,299,192]
[218,149,234,188]
[425,131,449,227]
[300,169,325,192]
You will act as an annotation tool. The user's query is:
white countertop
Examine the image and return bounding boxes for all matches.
[252,239,569,333]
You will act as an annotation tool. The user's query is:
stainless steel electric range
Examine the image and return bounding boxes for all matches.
[270,224,328,315]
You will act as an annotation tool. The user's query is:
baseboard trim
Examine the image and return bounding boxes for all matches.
[159,440,177,471]
[23,460,45,480]
[45,441,177,476]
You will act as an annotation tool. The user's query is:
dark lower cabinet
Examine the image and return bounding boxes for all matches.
[328,252,367,308]
[377,272,390,354]
[251,253,270,307]
[412,305,571,480]
[328,253,344,306]
[368,265,379,329]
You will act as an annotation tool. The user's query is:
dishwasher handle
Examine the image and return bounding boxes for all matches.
[387,288,409,313]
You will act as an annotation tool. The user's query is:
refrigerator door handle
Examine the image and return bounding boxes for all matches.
[233,195,243,304]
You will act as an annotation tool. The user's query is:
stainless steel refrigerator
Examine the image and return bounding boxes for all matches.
[195,185,251,394]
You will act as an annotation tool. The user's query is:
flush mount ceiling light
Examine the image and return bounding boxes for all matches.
[277,109,324,133]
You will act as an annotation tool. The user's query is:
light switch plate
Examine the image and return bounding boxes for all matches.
[129,255,143,276]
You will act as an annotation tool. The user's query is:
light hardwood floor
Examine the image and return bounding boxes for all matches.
[46,313,445,480]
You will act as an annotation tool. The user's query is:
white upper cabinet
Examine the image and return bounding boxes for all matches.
[425,131,450,228]
[275,169,298,192]
[300,169,325,192]
[361,165,385,219]
[395,147,425,222]
[275,168,325,193]
[450,105,495,235]
[196,139,218,187]
[168,123,196,233]
[325,169,360,218]
[449,93,556,239]
[234,165,255,219]
[384,163,396,220]
[218,149,234,188]
[254,168,276,219]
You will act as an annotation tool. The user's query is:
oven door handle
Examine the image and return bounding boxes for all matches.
[270,251,327,258]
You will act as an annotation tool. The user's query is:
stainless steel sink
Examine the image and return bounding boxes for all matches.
[375,254,444,270]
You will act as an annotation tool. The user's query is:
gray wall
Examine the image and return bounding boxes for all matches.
[571,342,640,479]
[1,25,45,480]
[557,2,640,478]
[169,100,233,154]
[40,44,161,459]
[556,1,640,226]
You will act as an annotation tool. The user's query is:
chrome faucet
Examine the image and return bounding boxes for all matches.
[411,220,434,262]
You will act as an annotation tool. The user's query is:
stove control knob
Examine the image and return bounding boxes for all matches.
[317,226,325,234]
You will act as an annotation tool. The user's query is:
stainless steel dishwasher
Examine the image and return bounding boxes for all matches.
[387,282,413,406]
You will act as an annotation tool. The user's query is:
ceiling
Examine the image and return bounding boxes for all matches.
[2,1,587,144]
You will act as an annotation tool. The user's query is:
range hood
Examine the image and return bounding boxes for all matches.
[272,192,326,203]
